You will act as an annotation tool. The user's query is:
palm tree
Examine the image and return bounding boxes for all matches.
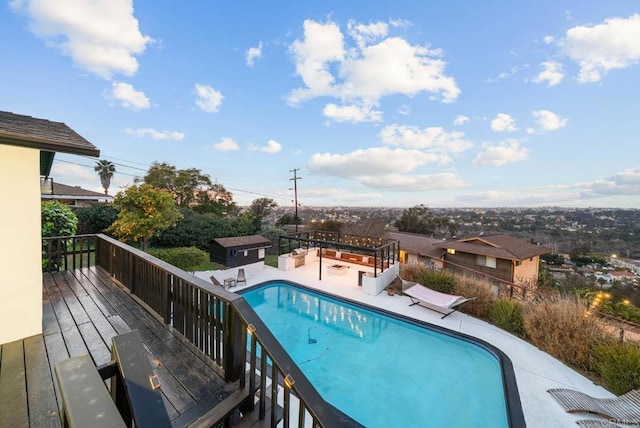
[95,160,116,195]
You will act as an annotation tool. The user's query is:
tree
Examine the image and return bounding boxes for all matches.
[247,197,277,231]
[94,160,116,195]
[142,162,212,207]
[74,203,119,234]
[108,184,183,251]
[193,183,238,216]
[395,204,456,237]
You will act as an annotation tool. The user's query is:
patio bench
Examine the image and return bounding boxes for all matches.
[55,354,125,428]
[54,330,171,428]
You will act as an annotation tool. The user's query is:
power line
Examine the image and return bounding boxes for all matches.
[54,158,293,203]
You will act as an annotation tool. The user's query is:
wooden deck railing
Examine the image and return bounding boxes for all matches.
[44,234,360,427]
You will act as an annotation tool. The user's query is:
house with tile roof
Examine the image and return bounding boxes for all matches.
[434,234,551,287]
[0,111,99,344]
[41,181,113,206]
[385,230,445,269]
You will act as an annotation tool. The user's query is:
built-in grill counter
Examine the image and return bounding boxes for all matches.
[278,247,319,271]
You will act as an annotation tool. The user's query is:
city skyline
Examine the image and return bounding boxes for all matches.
[2,1,639,208]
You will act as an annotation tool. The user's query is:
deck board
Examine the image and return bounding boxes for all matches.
[0,266,234,427]
[24,335,60,428]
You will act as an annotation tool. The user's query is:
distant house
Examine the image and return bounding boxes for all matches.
[434,234,551,286]
[385,231,445,269]
[0,111,99,345]
[41,182,112,206]
[210,235,271,268]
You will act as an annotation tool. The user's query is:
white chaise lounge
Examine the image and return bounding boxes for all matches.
[403,282,476,319]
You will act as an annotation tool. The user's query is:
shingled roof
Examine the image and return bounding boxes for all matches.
[385,231,445,259]
[0,111,99,157]
[214,235,271,249]
[42,182,112,199]
[434,234,550,261]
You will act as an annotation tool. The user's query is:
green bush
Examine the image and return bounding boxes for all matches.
[418,270,455,294]
[42,201,78,271]
[489,299,525,336]
[592,342,640,395]
[147,247,207,271]
[74,203,118,234]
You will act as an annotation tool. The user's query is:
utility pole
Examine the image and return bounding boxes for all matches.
[289,168,301,232]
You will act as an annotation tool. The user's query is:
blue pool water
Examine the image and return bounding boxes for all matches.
[241,282,510,428]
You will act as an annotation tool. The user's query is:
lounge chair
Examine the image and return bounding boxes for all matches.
[403,283,476,319]
[576,420,622,428]
[237,268,247,286]
[548,388,640,425]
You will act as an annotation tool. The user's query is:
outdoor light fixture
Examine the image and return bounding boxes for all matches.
[247,323,256,335]
[284,374,295,388]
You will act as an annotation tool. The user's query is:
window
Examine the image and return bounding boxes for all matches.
[476,255,497,268]
[447,248,456,255]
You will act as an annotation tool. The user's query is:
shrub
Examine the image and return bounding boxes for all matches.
[592,341,640,395]
[74,203,118,234]
[42,201,78,271]
[521,296,612,370]
[399,264,427,282]
[418,270,456,294]
[489,299,525,336]
[147,247,207,272]
[453,274,496,319]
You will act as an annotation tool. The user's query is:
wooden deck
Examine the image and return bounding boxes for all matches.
[0,266,237,428]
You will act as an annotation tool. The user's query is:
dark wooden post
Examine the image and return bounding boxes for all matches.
[223,306,245,382]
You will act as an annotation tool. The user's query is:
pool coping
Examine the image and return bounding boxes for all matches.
[240,279,527,428]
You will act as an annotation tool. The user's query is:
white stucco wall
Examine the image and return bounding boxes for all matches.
[0,145,43,344]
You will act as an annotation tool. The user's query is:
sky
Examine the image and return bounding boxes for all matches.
[2,1,639,208]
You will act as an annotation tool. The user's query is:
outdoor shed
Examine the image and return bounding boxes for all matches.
[210,235,271,268]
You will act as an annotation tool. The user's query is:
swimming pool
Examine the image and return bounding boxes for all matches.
[241,281,524,428]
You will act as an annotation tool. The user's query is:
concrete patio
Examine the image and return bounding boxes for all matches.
[198,260,619,428]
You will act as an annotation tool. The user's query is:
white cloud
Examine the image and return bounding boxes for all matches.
[107,82,150,109]
[486,66,519,83]
[287,19,460,120]
[533,61,564,86]
[379,124,473,163]
[195,83,223,113]
[582,167,640,197]
[249,139,282,154]
[453,115,469,126]
[322,103,382,123]
[559,14,640,83]
[212,137,238,152]
[50,161,94,181]
[490,113,517,132]
[398,105,411,116]
[309,147,439,177]
[532,110,568,131]
[288,20,345,102]
[10,0,152,79]
[473,139,529,166]
[125,128,184,140]
[347,19,389,49]
[246,41,263,66]
[308,146,465,191]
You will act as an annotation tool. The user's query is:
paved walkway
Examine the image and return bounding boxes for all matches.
[197,262,620,428]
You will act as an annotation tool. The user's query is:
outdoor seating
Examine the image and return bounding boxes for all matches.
[237,268,247,286]
[403,282,476,319]
[576,420,623,428]
[548,388,640,425]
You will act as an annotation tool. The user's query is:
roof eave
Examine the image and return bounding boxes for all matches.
[0,134,100,157]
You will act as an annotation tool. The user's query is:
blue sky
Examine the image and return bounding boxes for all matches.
[2,1,639,208]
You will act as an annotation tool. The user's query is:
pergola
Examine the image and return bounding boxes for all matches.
[279,230,400,280]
